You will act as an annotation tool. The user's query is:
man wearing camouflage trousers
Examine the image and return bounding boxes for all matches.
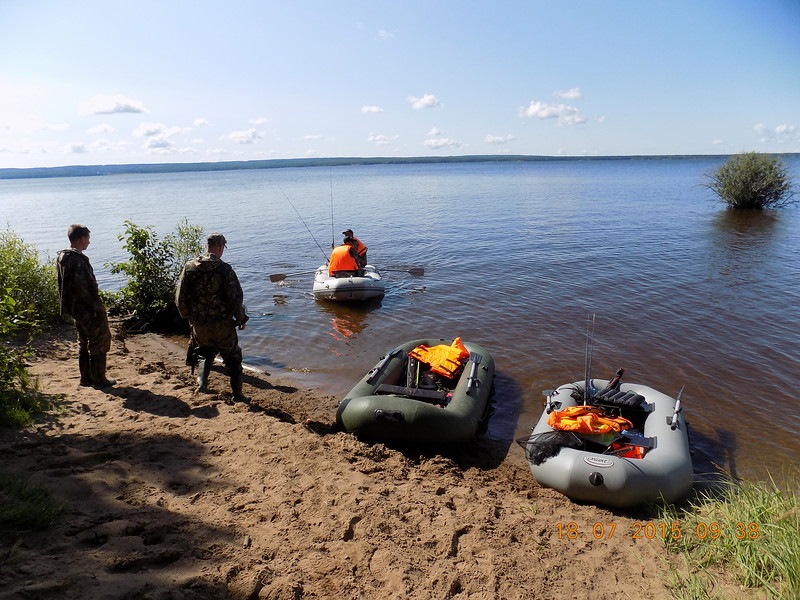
[175,232,250,402]
[56,224,116,388]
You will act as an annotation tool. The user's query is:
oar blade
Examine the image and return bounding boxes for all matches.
[407,267,424,276]
[269,273,288,282]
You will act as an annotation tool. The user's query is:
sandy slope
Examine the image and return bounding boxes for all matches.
[0,325,717,600]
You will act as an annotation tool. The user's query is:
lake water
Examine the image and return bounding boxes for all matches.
[2,157,799,485]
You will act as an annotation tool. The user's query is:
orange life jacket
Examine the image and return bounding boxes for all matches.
[547,405,634,435]
[351,236,368,258]
[408,337,470,378]
[328,244,359,275]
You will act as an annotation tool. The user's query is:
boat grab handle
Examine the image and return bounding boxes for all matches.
[366,348,404,385]
[466,352,482,395]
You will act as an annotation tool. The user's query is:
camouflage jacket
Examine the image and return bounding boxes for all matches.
[56,249,104,320]
[175,253,247,326]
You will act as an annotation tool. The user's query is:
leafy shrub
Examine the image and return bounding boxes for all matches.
[0,230,60,327]
[705,152,796,209]
[106,219,203,331]
[0,230,59,427]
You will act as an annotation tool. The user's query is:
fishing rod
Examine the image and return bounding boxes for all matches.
[278,186,330,263]
[329,169,335,250]
[583,312,596,405]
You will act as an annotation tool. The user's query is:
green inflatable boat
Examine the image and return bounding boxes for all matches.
[336,338,495,444]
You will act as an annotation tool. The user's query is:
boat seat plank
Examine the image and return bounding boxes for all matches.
[375,383,447,402]
[594,388,648,409]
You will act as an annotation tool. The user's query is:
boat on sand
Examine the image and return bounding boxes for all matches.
[337,338,495,445]
[518,376,693,508]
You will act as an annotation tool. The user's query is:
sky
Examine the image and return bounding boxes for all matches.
[1,0,798,169]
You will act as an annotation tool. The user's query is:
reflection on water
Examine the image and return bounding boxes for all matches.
[316,299,382,344]
[710,209,781,286]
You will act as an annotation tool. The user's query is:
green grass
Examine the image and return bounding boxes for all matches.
[659,474,799,599]
[0,470,62,532]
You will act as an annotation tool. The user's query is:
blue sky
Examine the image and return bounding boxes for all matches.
[1,0,798,168]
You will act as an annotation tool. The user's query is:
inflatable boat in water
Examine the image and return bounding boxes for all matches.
[518,376,693,508]
[312,264,385,302]
[337,338,495,445]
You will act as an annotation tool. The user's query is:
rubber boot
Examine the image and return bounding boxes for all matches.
[195,358,211,393]
[90,353,116,388]
[230,369,250,403]
[79,350,93,387]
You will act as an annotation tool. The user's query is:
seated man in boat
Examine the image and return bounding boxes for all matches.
[342,228,367,273]
[329,237,360,278]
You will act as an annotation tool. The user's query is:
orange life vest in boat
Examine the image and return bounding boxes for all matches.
[351,236,368,258]
[328,244,359,275]
[408,337,470,379]
[547,405,634,435]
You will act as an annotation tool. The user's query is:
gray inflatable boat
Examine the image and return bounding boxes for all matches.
[519,379,693,508]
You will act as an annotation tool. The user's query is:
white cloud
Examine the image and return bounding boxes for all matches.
[133,122,182,138]
[424,137,462,149]
[87,124,114,135]
[755,122,799,143]
[304,134,323,141]
[376,29,394,40]
[0,113,68,135]
[249,117,271,125]
[427,127,442,136]
[193,118,209,126]
[79,94,147,115]
[146,138,173,149]
[485,134,515,145]
[555,87,582,100]
[519,101,587,125]
[228,128,263,144]
[361,105,384,113]
[368,133,397,146]
[409,94,440,109]
[69,143,88,154]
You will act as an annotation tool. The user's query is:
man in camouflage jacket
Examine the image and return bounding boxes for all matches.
[56,224,116,388]
[175,232,249,401]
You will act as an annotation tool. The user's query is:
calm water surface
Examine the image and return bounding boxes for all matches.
[2,158,799,484]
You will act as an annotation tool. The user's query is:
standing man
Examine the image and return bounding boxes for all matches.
[342,228,367,274]
[56,224,116,388]
[175,233,250,402]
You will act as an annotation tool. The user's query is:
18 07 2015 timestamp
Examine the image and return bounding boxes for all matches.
[556,521,761,540]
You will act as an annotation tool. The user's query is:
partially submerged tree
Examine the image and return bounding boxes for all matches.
[705,152,796,209]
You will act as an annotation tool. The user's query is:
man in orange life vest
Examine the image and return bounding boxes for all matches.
[342,228,367,273]
[328,237,360,277]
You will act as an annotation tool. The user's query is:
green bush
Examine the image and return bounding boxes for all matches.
[0,230,59,427]
[705,152,796,209]
[0,230,60,327]
[106,219,203,331]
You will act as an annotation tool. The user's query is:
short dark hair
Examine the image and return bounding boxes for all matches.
[67,224,90,243]
[207,233,227,247]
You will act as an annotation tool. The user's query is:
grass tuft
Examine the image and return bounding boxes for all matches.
[0,470,62,532]
[660,473,799,599]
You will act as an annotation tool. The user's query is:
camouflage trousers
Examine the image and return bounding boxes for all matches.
[192,320,243,374]
[74,309,112,355]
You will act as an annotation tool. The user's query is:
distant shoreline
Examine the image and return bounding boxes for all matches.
[6,152,799,181]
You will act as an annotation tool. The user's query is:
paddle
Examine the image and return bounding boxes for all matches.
[381,267,425,276]
[269,270,318,282]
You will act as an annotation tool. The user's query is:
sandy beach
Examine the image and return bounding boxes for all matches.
[0,325,752,599]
